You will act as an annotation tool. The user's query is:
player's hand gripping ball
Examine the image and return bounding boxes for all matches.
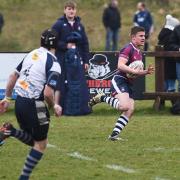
[126,60,144,78]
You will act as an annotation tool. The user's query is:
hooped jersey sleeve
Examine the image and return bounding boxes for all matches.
[119,45,132,61]
[15,59,24,74]
[46,54,61,90]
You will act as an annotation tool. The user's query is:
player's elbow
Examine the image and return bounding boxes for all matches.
[118,64,124,71]
[9,71,19,82]
[44,85,54,107]
[44,85,54,97]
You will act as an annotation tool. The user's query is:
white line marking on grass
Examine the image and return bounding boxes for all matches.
[47,144,138,174]
[155,177,170,180]
[146,147,165,152]
[105,164,136,173]
[145,147,180,153]
[68,151,97,162]
[117,137,128,141]
[47,143,57,148]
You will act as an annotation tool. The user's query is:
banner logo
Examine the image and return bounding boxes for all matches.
[88,54,110,80]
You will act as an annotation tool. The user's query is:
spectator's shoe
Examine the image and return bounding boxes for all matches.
[88,92,105,107]
[0,122,13,146]
[0,141,5,146]
[108,131,120,141]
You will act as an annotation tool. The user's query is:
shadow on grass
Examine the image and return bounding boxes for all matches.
[3,101,177,118]
[90,107,118,116]
[90,102,175,117]
[135,106,173,116]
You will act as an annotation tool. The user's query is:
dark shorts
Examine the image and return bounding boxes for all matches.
[15,96,50,141]
[110,75,133,99]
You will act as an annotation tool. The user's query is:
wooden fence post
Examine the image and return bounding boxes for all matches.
[155,45,165,91]
[154,45,165,110]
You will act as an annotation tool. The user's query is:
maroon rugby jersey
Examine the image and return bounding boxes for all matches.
[118,42,143,79]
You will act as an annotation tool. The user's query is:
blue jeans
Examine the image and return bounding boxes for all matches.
[176,62,180,92]
[105,28,119,51]
[165,79,176,92]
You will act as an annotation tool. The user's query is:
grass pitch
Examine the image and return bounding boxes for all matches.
[0,101,180,180]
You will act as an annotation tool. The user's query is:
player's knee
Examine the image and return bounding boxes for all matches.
[123,107,134,119]
[129,105,135,113]
[34,139,48,152]
[119,103,130,111]
[128,107,134,117]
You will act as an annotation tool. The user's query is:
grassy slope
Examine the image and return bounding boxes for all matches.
[0,0,180,51]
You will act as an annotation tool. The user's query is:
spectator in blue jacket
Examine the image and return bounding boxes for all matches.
[52,1,91,115]
[133,2,154,51]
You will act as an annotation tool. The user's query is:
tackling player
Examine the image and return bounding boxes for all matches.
[0,29,62,179]
[89,26,154,141]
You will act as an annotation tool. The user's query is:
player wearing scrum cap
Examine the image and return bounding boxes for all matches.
[0,28,62,179]
[89,26,154,141]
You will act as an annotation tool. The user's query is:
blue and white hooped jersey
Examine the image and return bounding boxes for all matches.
[15,47,61,99]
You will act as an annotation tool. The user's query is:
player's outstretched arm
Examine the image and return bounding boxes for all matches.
[44,85,62,117]
[0,71,19,114]
[134,64,154,76]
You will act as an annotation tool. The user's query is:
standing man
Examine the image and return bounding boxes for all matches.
[0,12,4,33]
[0,29,62,179]
[133,2,154,51]
[52,1,91,115]
[102,0,121,51]
[89,26,154,141]
[168,24,180,93]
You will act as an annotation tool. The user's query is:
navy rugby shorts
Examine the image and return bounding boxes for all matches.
[15,96,50,141]
[110,75,134,99]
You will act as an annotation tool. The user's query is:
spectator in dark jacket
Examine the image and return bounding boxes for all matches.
[168,22,180,92]
[0,13,4,33]
[158,14,180,93]
[133,2,153,51]
[102,0,121,51]
[52,1,91,115]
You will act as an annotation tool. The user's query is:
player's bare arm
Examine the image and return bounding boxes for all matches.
[44,85,55,108]
[5,71,19,97]
[118,57,154,77]
[0,71,19,113]
[118,57,132,73]
[135,64,154,76]
[54,90,62,117]
[44,86,62,117]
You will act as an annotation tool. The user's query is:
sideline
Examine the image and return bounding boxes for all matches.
[105,164,136,173]
[47,143,137,174]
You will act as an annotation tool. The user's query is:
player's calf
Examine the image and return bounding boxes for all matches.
[108,114,129,141]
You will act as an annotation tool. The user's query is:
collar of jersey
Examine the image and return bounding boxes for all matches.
[40,47,57,60]
[130,42,140,52]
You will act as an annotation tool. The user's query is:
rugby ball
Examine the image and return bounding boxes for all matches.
[126,60,144,78]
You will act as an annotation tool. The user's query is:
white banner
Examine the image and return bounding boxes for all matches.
[0,53,27,99]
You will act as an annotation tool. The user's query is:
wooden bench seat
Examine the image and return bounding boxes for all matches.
[143,92,180,111]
